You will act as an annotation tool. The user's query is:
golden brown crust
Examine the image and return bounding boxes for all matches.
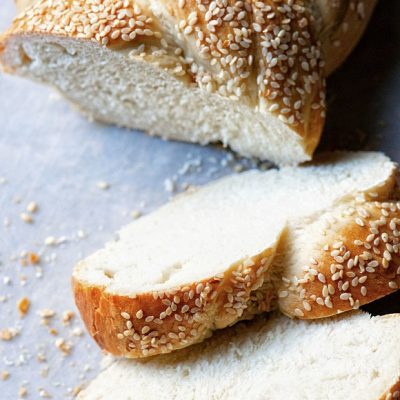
[319,0,378,75]
[279,200,400,319]
[380,376,400,400]
[73,248,276,358]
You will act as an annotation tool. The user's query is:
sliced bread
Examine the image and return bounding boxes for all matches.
[77,311,400,400]
[72,151,399,358]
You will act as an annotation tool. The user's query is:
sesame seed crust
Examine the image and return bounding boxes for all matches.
[72,247,276,358]
[279,200,400,320]
[1,0,375,151]
[380,377,400,400]
[10,0,160,48]
[253,0,325,139]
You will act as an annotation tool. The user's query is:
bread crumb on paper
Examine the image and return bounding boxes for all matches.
[18,387,28,398]
[0,327,19,341]
[17,297,31,317]
[1,370,10,381]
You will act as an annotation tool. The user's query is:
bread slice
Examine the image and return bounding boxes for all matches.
[277,200,400,319]
[72,151,399,358]
[0,0,376,163]
[77,311,400,400]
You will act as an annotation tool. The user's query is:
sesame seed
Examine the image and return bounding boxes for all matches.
[136,310,143,319]
[332,272,341,281]
[121,312,130,320]
[324,297,333,308]
[181,305,189,313]
[168,332,178,340]
[367,260,379,268]
[316,297,324,306]
[196,283,204,294]
[141,326,150,334]
[384,250,392,261]
[294,308,304,317]
[355,218,365,227]
[328,284,335,295]
[20,213,33,224]
[389,281,398,289]
[27,201,38,213]
[340,293,351,301]
[342,281,350,291]
[96,181,110,190]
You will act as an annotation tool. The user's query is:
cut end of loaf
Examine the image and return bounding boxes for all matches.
[0,0,331,164]
[0,33,316,164]
[279,201,400,319]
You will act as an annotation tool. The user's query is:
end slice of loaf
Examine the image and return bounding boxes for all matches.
[0,0,377,163]
[277,200,400,319]
[72,152,398,358]
[77,311,400,400]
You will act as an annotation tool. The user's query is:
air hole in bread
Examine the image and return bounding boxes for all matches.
[156,262,183,284]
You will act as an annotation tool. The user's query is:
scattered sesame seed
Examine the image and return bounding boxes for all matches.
[131,210,142,219]
[27,201,39,213]
[44,236,57,246]
[20,212,33,224]
[96,181,110,190]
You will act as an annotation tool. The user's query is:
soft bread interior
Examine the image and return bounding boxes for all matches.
[75,187,285,294]
[77,311,400,400]
[74,152,396,296]
[1,35,309,164]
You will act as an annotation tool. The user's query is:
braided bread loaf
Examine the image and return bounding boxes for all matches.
[0,1,376,163]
